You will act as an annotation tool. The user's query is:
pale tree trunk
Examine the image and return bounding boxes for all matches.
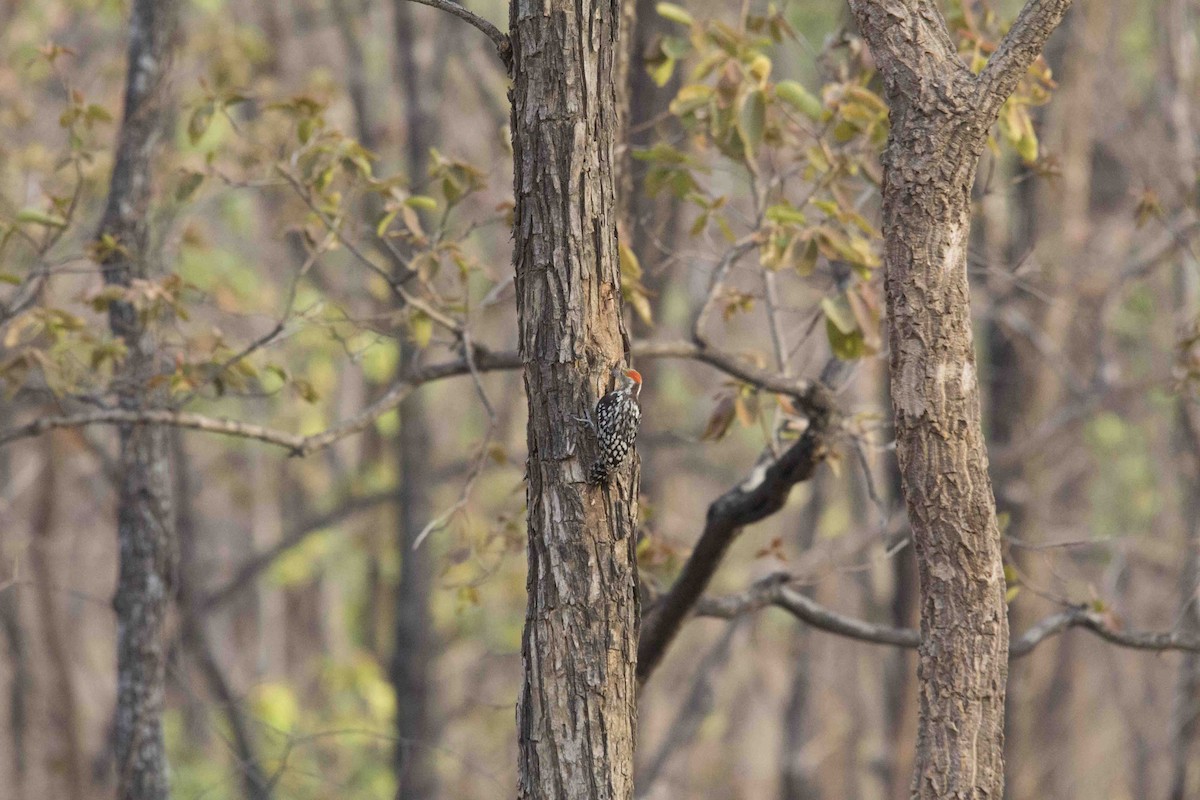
[845,1,1072,795]
[510,0,639,796]
[1165,0,1200,794]
[95,1,181,798]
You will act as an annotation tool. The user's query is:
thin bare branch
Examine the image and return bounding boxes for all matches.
[401,0,511,68]
[691,574,1200,660]
[0,340,825,453]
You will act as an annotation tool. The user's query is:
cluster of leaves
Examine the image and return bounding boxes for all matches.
[638,2,1062,443]
[642,3,886,354]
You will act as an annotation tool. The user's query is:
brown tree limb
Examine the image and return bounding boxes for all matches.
[636,389,835,685]
[400,0,511,68]
[978,0,1076,114]
[691,574,1200,660]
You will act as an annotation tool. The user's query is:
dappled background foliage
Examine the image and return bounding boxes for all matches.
[1,0,1198,798]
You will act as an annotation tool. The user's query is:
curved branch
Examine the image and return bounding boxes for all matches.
[691,574,1200,661]
[402,0,511,68]
[637,390,836,685]
[977,0,1075,115]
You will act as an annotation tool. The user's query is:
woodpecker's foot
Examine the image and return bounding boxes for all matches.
[572,414,596,431]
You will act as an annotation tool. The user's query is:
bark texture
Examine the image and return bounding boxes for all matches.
[845,1,1072,796]
[510,0,640,796]
[95,1,180,798]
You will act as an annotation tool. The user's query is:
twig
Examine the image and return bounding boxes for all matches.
[401,0,511,69]
[411,331,498,550]
[691,236,760,343]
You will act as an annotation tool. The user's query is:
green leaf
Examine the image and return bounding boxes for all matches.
[188,103,214,145]
[656,2,695,26]
[409,312,433,349]
[619,241,642,280]
[775,80,823,120]
[826,318,866,360]
[175,170,205,203]
[765,203,806,225]
[1016,129,1039,163]
[737,89,766,159]
[821,294,857,335]
[16,208,67,228]
[375,209,397,238]
[649,55,677,88]
[669,84,713,117]
[404,195,438,211]
[794,238,818,276]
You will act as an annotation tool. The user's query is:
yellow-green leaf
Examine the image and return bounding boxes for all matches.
[656,2,695,26]
[16,208,67,228]
[776,80,823,120]
[409,312,433,348]
[821,294,857,335]
[737,88,766,159]
[826,318,866,360]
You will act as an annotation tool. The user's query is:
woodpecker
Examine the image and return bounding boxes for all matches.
[586,366,643,484]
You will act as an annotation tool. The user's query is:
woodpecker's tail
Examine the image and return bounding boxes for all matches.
[588,461,612,484]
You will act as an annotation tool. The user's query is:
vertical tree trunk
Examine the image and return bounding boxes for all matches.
[95,2,181,797]
[172,432,271,800]
[878,81,1007,800]
[390,4,438,790]
[29,434,85,800]
[846,1,1072,795]
[331,2,443,792]
[510,0,640,796]
[779,475,825,800]
[1165,3,1200,793]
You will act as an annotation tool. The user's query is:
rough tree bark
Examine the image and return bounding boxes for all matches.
[95,1,181,797]
[844,0,1072,795]
[510,0,640,796]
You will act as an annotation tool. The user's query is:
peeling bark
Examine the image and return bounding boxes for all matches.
[510,0,640,796]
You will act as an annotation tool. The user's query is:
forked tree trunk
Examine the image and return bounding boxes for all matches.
[510,0,640,797]
[845,0,1072,795]
[95,1,181,798]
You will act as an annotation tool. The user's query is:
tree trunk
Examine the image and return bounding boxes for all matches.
[779,475,825,800]
[880,80,1007,800]
[846,1,1072,795]
[172,431,271,800]
[1166,0,1200,792]
[95,1,181,798]
[29,434,86,800]
[510,0,640,796]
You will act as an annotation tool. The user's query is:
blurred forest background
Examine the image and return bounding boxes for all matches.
[1,0,1199,798]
